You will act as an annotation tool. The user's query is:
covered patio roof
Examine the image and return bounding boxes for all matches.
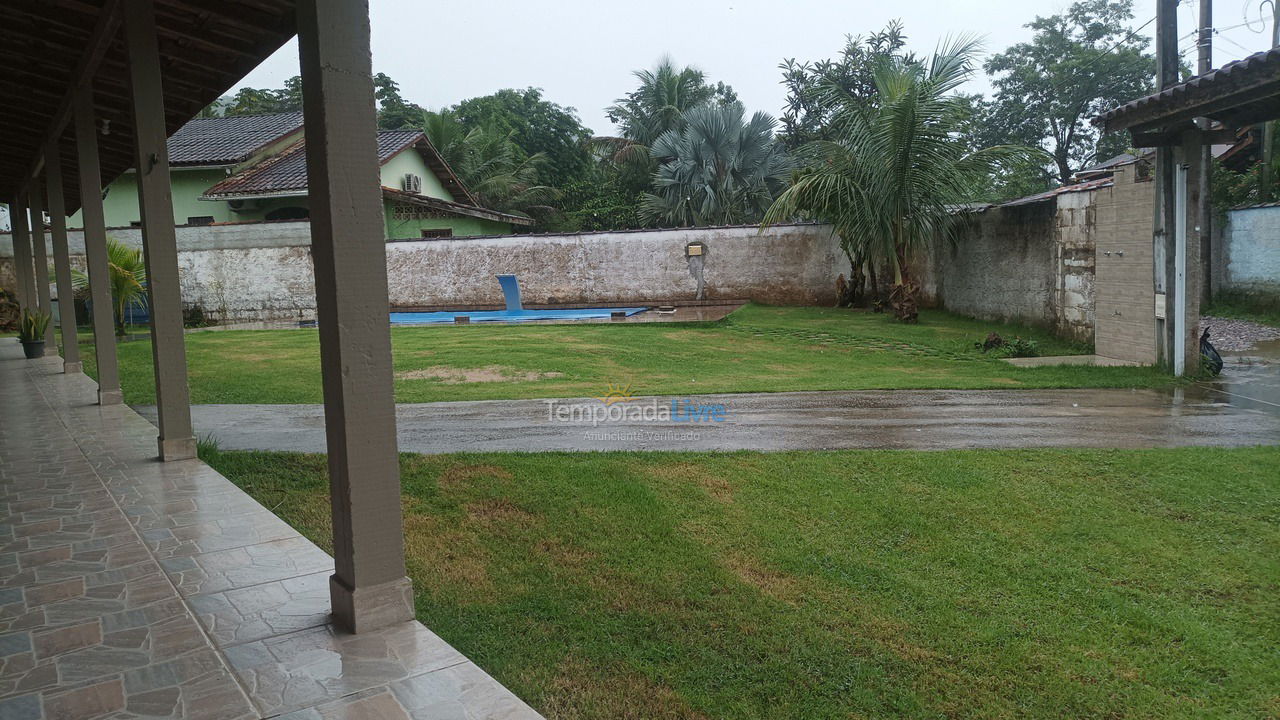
[0,0,296,211]
[1094,48,1280,145]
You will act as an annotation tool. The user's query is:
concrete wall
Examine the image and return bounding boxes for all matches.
[1217,204,1280,300]
[0,222,843,321]
[918,191,1098,342]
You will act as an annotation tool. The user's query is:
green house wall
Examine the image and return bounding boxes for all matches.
[66,141,517,238]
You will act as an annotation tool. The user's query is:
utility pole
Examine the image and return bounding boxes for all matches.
[1263,0,1280,198]
[1154,0,1179,371]
[1198,0,1213,303]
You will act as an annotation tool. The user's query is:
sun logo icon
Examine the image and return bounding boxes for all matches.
[598,382,634,406]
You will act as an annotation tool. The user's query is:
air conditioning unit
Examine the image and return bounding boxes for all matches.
[227,198,259,212]
[402,173,422,194]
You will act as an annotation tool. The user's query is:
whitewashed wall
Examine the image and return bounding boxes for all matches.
[1,222,845,321]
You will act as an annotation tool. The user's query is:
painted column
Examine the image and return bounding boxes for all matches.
[74,87,123,405]
[28,190,57,347]
[123,0,195,461]
[47,142,83,374]
[298,0,413,632]
[9,195,34,311]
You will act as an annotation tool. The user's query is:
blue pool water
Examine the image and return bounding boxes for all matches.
[389,307,649,324]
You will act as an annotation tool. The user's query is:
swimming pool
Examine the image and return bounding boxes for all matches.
[389,307,649,324]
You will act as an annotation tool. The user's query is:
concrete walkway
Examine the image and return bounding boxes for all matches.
[138,379,1280,454]
[0,339,539,719]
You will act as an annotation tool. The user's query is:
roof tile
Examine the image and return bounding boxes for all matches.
[167,111,305,166]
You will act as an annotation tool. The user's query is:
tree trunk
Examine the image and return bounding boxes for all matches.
[889,244,919,323]
[842,249,865,307]
[867,261,881,310]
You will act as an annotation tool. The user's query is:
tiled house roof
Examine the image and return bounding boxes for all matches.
[167,111,305,166]
[203,130,423,198]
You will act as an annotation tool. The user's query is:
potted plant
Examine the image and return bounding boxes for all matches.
[18,309,51,359]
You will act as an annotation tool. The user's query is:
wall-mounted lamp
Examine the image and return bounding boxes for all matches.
[99,119,110,136]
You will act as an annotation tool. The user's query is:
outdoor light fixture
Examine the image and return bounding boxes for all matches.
[99,119,110,135]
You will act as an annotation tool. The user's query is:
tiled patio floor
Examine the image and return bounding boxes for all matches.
[0,339,541,719]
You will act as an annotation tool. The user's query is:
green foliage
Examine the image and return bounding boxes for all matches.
[1210,157,1280,218]
[1203,289,1280,328]
[18,309,50,343]
[217,76,304,117]
[419,109,559,227]
[606,57,738,149]
[373,73,424,130]
[70,237,148,337]
[641,102,791,227]
[452,88,593,188]
[981,335,1041,358]
[981,0,1157,184]
[777,21,914,149]
[559,169,645,232]
[765,38,1037,320]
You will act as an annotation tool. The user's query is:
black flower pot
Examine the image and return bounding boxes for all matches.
[20,340,45,359]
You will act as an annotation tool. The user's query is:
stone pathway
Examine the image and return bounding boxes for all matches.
[1200,315,1280,352]
[0,339,540,719]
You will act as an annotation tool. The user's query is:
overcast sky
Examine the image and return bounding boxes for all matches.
[232,0,1275,135]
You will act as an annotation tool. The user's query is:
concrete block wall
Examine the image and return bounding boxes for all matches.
[1,222,844,321]
[918,193,1098,343]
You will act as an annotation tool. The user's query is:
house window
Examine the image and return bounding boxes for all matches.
[421,228,453,239]
[187,216,215,226]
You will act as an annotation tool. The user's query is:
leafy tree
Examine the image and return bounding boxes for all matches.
[373,73,424,130]
[954,93,1056,202]
[764,38,1031,322]
[70,237,147,337]
[982,0,1157,184]
[221,76,304,116]
[452,88,593,188]
[641,102,791,227]
[777,21,914,149]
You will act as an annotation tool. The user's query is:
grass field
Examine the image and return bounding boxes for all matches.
[78,305,1174,404]
[203,446,1280,719]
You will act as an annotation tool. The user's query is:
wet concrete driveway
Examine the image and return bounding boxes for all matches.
[139,364,1280,453]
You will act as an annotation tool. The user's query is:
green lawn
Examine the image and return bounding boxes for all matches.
[203,446,1280,719]
[78,305,1173,404]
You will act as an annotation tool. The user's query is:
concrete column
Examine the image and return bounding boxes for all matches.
[123,0,195,461]
[74,87,123,405]
[47,142,83,373]
[9,195,34,311]
[28,190,57,347]
[298,0,413,633]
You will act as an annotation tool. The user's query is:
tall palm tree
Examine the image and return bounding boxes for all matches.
[764,37,1033,322]
[641,102,792,227]
[70,237,147,337]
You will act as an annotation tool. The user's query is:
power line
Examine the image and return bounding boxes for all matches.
[1070,15,1159,78]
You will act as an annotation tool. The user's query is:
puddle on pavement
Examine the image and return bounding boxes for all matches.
[1200,338,1280,412]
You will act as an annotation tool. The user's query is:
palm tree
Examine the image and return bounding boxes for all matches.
[640,102,792,227]
[420,110,559,221]
[70,237,147,337]
[764,37,1033,322]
